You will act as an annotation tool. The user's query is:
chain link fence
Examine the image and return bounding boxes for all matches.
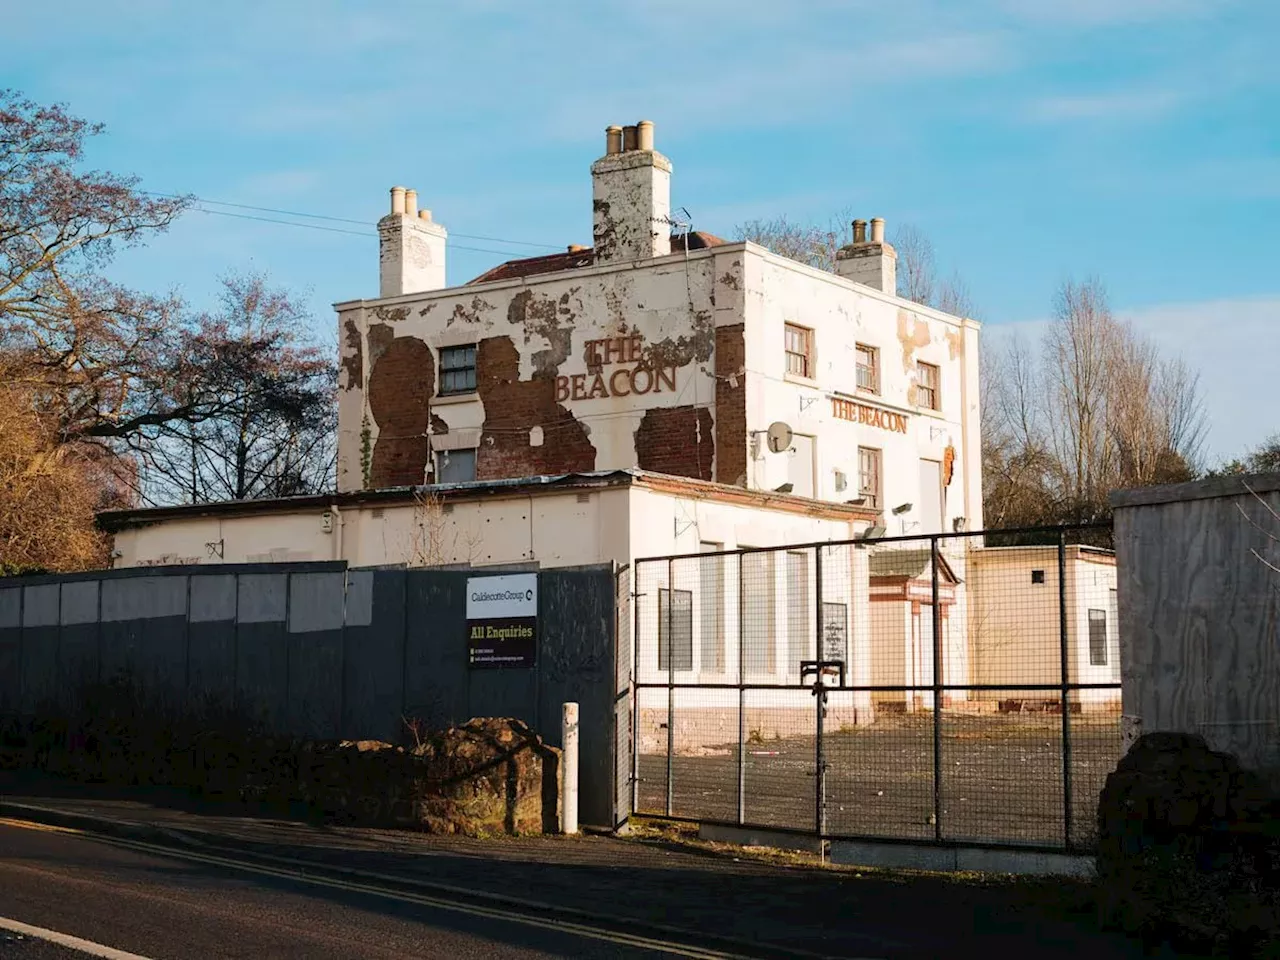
[631,525,1121,851]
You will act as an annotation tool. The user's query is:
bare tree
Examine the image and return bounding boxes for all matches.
[984,278,1204,526]
[137,273,337,505]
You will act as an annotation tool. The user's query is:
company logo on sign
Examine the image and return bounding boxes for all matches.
[466,573,538,669]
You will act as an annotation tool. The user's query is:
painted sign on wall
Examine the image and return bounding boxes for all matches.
[553,335,678,402]
[830,397,909,433]
[466,573,538,668]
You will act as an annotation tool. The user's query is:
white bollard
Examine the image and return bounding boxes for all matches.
[561,701,579,835]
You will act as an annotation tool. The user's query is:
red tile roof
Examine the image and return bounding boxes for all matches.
[466,232,728,285]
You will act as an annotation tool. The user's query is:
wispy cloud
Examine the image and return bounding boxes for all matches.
[1026,87,1183,122]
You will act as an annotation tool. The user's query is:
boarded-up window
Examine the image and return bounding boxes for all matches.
[787,552,810,678]
[437,448,476,483]
[1088,608,1108,666]
[742,549,775,675]
[658,588,693,673]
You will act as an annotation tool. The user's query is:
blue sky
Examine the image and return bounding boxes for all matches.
[8,0,1277,461]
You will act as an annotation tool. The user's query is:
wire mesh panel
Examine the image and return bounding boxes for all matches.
[1068,709,1124,846]
[938,700,1066,846]
[668,686,740,822]
[742,686,817,831]
[630,524,1121,853]
[824,689,936,840]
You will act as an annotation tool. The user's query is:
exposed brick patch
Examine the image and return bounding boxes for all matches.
[368,336,434,487]
[367,323,396,369]
[475,336,595,480]
[714,324,747,486]
[341,314,363,389]
[635,406,714,481]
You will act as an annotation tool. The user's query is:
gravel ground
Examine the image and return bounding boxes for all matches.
[638,712,1123,847]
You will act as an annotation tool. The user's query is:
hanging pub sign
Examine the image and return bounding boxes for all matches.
[466,573,538,669]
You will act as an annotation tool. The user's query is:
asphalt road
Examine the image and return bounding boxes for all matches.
[0,822,734,960]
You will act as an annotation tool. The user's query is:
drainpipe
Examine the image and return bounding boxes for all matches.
[330,501,345,562]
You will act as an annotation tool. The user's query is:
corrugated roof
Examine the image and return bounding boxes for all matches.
[466,232,728,285]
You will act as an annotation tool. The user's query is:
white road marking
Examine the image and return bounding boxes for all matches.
[0,916,155,960]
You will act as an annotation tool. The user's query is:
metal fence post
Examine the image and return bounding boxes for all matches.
[737,551,746,826]
[665,557,675,818]
[1058,531,1074,851]
[931,535,943,842]
[632,564,641,818]
[814,546,826,843]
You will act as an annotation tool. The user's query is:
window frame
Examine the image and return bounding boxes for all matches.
[435,447,477,484]
[438,344,478,396]
[657,587,694,673]
[784,323,814,380]
[855,342,880,394]
[857,446,883,510]
[1088,608,1108,666]
[916,360,941,411]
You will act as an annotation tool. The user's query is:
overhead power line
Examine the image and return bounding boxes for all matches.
[142,190,564,253]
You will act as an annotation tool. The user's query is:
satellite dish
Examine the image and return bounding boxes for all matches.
[766,421,794,454]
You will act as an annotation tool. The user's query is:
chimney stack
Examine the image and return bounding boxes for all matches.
[591,119,671,263]
[835,216,897,296]
[378,185,448,297]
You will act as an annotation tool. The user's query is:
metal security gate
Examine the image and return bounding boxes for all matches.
[629,525,1121,852]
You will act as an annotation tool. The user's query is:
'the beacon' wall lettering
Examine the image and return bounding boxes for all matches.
[831,397,909,433]
[554,335,677,402]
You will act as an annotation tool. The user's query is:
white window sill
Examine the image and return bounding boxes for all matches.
[434,391,479,407]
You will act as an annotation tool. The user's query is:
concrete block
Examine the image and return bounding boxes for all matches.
[59,580,99,626]
[23,584,60,627]
[829,839,1095,877]
[190,575,236,623]
[288,572,345,633]
[0,588,19,629]
[698,823,823,855]
[237,574,287,623]
[102,577,186,621]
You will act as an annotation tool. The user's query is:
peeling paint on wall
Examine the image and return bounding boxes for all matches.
[896,310,932,372]
[476,336,595,479]
[635,406,714,481]
[368,336,434,487]
[340,313,363,389]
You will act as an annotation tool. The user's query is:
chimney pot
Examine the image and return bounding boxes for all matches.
[390,186,406,216]
[419,209,432,221]
[636,120,654,151]
[852,219,867,244]
[567,244,588,253]
[622,125,638,151]
[870,218,885,243]
[404,189,418,218]
[605,125,623,155]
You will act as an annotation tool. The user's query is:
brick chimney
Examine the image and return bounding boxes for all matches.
[835,217,897,296]
[591,120,671,263]
[378,186,447,297]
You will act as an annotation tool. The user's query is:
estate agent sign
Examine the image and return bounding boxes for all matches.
[466,573,538,668]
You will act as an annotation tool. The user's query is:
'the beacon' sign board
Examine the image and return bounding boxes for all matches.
[466,573,538,669]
